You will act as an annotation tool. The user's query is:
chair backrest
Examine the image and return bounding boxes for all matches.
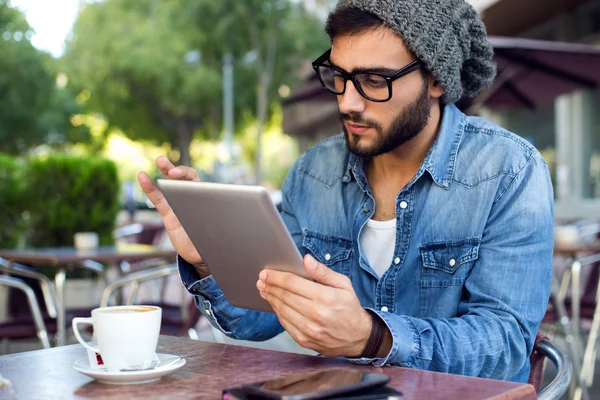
[528,333,573,400]
[0,258,57,319]
[115,221,165,247]
[529,333,547,392]
[0,275,51,348]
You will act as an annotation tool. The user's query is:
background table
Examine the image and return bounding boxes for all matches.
[554,240,600,398]
[0,336,537,399]
[0,244,177,346]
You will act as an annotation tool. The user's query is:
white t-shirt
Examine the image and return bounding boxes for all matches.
[359,218,397,278]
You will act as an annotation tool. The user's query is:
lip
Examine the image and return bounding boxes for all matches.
[346,122,371,135]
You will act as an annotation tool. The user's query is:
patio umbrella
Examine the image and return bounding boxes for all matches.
[460,36,600,113]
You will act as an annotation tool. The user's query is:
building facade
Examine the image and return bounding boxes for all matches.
[482,0,600,218]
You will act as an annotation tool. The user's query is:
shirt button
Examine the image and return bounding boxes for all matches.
[449,259,456,267]
[363,208,370,214]
[394,257,400,265]
[325,253,331,261]
[400,201,408,209]
[381,306,389,312]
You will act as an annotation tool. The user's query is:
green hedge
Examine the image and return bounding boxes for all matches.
[0,154,26,248]
[25,155,121,247]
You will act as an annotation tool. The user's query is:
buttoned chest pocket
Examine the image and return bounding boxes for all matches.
[418,237,481,318]
[302,230,353,276]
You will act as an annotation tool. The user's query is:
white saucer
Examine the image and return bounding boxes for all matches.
[72,353,186,385]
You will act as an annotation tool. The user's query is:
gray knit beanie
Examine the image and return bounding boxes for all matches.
[333,0,497,104]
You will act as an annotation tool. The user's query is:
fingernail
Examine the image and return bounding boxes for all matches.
[306,254,317,268]
[259,270,267,280]
[256,280,265,290]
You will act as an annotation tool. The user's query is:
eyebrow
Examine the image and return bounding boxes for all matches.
[328,58,399,76]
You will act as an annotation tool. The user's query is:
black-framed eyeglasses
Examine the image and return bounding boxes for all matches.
[312,49,423,102]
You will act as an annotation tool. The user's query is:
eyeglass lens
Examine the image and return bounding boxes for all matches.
[317,65,390,101]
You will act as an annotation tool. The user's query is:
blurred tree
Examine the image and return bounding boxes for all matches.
[0,1,53,153]
[222,0,328,182]
[63,0,221,166]
[63,0,328,167]
[0,1,89,154]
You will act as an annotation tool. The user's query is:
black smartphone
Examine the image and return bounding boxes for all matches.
[239,368,391,400]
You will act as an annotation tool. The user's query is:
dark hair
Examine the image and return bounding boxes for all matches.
[325,7,384,42]
[325,7,430,81]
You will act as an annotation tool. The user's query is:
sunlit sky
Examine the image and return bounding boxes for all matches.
[9,0,80,57]
[10,0,500,58]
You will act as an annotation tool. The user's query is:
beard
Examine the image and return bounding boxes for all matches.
[341,80,431,158]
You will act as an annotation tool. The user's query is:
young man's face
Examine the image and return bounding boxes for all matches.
[330,27,436,158]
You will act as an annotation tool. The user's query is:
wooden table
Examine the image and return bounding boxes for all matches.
[0,336,536,399]
[0,244,177,346]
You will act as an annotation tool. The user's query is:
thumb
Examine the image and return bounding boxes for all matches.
[304,254,351,290]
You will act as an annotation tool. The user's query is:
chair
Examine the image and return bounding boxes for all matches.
[0,275,50,349]
[528,333,573,400]
[99,263,201,338]
[0,257,105,349]
[0,257,58,319]
[113,221,170,304]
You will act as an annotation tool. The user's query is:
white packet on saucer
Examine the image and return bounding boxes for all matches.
[86,345,160,371]
[86,341,104,370]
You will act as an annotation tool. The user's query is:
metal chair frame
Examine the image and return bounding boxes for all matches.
[0,275,51,349]
[535,337,574,400]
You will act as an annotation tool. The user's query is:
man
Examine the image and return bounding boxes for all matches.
[138,0,553,382]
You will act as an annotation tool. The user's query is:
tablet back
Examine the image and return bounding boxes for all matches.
[156,179,307,313]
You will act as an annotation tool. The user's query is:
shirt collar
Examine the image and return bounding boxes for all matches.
[344,104,466,190]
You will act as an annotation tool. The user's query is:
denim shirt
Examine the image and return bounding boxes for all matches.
[178,104,554,382]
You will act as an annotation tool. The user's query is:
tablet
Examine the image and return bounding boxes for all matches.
[156,179,308,313]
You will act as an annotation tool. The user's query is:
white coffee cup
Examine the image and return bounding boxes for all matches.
[74,232,99,251]
[72,305,162,372]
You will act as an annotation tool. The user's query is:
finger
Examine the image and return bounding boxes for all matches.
[264,293,318,350]
[259,269,323,300]
[304,254,352,290]
[156,156,200,181]
[257,280,313,319]
[278,314,318,351]
[155,155,176,176]
[137,172,176,220]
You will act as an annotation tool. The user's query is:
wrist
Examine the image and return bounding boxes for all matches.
[356,309,373,355]
[192,262,211,279]
[358,309,386,359]
[375,324,392,358]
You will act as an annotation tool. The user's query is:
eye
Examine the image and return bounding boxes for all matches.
[360,74,387,88]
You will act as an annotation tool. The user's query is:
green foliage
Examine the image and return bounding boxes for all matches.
[62,0,329,164]
[0,153,26,248]
[24,155,121,248]
[63,0,222,164]
[0,2,90,154]
[0,3,53,153]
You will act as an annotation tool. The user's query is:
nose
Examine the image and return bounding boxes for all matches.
[338,80,366,115]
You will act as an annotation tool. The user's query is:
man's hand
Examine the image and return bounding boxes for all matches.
[256,254,372,358]
[138,156,208,276]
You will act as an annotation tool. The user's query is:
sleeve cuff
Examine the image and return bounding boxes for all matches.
[346,309,421,367]
[176,254,233,333]
[177,255,223,299]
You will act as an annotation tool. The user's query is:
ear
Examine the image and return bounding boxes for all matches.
[428,76,444,100]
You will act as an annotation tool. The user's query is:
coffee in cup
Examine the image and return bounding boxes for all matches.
[72,305,162,373]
